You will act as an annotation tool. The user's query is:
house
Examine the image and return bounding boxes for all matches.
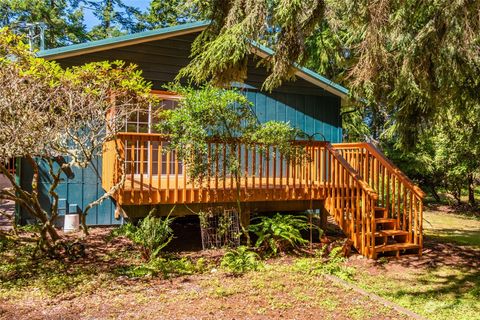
[15,21,424,258]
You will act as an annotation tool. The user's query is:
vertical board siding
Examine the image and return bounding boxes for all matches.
[19,157,117,226]
[245,90,342,143]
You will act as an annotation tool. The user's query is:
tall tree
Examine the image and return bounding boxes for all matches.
[179,0,479,148]
[73,0,142,39]
[0,0,87,48]
[138,0,204,30]
[326,0,480,147]
[0,28,154,247]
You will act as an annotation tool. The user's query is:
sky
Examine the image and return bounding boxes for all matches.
[83,0,150,30]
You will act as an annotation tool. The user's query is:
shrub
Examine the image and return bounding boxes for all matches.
[117,257,205,278]
[294,246,355,280]
[220,246,262,275]
[249,213,310,255]
[113,212,175,261]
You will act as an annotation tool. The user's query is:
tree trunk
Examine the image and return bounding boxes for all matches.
[430,184,441,202]
[468,173,476,207]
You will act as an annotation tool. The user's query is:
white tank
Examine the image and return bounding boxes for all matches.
[64,213,79,233]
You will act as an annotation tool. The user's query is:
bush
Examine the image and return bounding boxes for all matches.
[112,212,175,261]
[220,246,262,275]
[294,246,355,280]
[117,257,205,278]
[249,213,310,255]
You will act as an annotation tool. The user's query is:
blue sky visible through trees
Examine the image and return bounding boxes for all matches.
[83,0,149,30]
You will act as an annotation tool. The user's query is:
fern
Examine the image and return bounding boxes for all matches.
[112,211,175,261]
[220,246,262,275]
[249,213,310,255]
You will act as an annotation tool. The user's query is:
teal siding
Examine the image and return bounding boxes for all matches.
[19,157,118,226]
[245,90,342,142]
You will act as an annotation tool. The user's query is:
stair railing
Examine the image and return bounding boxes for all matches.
[333,142,425,249]
[323,143,379,258]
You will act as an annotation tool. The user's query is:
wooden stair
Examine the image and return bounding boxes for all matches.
[323,143,425,259]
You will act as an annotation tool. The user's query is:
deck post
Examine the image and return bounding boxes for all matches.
[320,204,329,230]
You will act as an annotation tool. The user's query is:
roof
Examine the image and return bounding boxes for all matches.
[37,21,349,98]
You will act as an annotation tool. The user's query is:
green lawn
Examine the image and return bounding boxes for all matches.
[423,210,480,247]
[349,209,480,320]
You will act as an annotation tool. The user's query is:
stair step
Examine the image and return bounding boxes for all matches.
[375,243,420,252]
[374,207,387,218]
[374,230,409,237]
[375,218,397,224]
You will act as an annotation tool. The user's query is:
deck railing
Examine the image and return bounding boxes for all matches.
[103,132,333,205]
[102,133,420,258]
[333,142,425,249]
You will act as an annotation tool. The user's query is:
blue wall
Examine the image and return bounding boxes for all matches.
[246,90,342,142]
[19,157,118,226]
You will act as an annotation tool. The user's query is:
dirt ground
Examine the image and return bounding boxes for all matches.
[1,207,478,320]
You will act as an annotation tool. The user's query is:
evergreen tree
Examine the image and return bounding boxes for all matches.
[138,0,204,30]
[0,0,87,48]
[73,0,142,39]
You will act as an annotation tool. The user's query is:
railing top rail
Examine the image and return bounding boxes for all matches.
[326,143,378,200]
[332,142,426,198]
[115,132,329,146]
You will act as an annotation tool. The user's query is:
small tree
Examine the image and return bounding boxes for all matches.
[0,28,155,249]
[156,83,305,243]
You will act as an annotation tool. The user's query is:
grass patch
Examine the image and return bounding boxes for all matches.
[349,210,480,320]
[424,210,480,247]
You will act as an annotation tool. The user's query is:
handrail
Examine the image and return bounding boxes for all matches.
[333,142,425,198]
[326,144,378,199]
[323,143,378,258]
[333,142,424,251]
[115,132,329,147]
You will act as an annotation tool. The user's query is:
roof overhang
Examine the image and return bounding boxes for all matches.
[38,21,349,100]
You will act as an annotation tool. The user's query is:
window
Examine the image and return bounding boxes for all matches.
[124,91,183,176]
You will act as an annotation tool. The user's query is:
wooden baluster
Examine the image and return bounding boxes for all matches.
[130,140,135,198]
[216,142,220,192]
[139,138,145,203]
[174,150,179,203]
[266,146,270,190]
[273,147,277,193]
[157,141,162,191]
[381,165,385,207]
[252,144,256,190]
[397,178,401,229]
[410,192,418,244]
[280,153,284,195]
[403,185,407,231]
[183,146,187,203]
[207,142,212,202]
[259,148,263,190]
[166,148,170,202]
[391,175,396,221]
[419,200,423,253]
[222,142,227,197]
[408,191,413,242]
[356,183,361,249]
[230,143,234,191]
[244,144,249,194]
[148,141,153,203]
[291,148,295,197]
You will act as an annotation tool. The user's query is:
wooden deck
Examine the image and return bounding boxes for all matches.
[102,132,425,259]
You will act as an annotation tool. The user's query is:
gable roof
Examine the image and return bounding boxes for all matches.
[37,21,349,98]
